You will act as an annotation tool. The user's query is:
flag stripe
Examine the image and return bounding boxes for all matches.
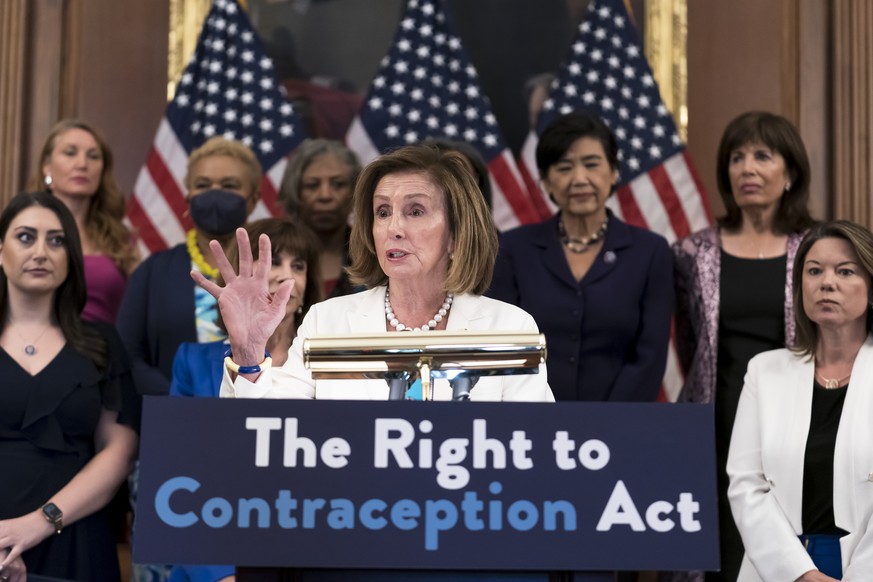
[519,131,557,219]
[674,151,713,227]
[259,176,281,216]
[345,117,381,165]
[127,0,306,256]
[614,184,646,229]
[518,0,713,401]
[630,173,673,240]
[154,118,190,188]
[132,153,188,250]
[489,151,541,226]
[648,163,690,241]
[146,148,189,227]
[126,194,168,254]
[346,0,539,231]
[659,323,684,402]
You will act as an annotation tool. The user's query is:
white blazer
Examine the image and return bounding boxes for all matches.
[221,287,555,402]
[727,335,873,581]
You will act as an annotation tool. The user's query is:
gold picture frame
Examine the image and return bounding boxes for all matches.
[167,0,212,100]
[644,0,688,141]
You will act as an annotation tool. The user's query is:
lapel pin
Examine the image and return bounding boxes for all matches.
[603,251,617,264]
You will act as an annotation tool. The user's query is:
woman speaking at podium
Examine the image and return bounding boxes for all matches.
[195,144,554,402]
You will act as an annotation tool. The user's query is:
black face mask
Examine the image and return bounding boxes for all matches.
[188,189,248,236]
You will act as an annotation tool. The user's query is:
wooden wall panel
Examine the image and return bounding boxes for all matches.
[686,0,786,219]
[0,0,28,205]
[833,0,873,228]
[12,0,169,201]
[75,0,169,196]
[796,0,830,222]
[23,0,66,194]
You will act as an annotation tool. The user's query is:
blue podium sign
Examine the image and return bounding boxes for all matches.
[134,397,717,571]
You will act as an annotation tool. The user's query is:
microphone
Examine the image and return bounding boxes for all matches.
[385,371,411,401]
[449,375,479,401]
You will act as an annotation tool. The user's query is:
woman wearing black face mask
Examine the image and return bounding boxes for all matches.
[117,137,261,399]
[116,137,260,581]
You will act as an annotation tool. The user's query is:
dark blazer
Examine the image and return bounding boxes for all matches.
[487,211,673,402]
[117,244,197,396]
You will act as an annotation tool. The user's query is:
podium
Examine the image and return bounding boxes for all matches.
[134,397,718,576]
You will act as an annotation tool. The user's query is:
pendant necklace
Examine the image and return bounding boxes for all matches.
[815,370,851,390]
[16,324,52,356]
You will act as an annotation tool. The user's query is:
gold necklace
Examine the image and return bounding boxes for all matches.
[186,229,219,279]
[815,370,851,390]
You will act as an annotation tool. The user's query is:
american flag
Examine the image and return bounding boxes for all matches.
[127,0,306,255]
[520,0,710,239]
[346,0,541,231]
[519,0,712,400]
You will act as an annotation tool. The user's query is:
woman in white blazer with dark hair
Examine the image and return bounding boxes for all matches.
[195,143,554,403]
[728,220,873,581]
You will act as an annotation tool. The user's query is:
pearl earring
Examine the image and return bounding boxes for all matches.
[44,175,53,188]
[784,182,791,192]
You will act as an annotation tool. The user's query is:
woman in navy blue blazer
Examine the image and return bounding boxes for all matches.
[488,112,673,402]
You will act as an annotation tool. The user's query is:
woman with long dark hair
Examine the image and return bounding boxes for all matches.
[0,192,138,581]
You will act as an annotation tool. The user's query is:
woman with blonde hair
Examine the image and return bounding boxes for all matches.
[117,137,263,582]
[118,137,262,398]
[32,119,138,322]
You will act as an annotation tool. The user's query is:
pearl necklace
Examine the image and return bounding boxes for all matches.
[385,288,453,331]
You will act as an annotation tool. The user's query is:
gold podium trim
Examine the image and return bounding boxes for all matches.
[303,331,546,379]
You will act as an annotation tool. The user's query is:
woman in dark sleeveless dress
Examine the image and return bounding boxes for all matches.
[0,192,138,581]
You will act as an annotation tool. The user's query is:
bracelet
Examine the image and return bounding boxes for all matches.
[224,350,272,375]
